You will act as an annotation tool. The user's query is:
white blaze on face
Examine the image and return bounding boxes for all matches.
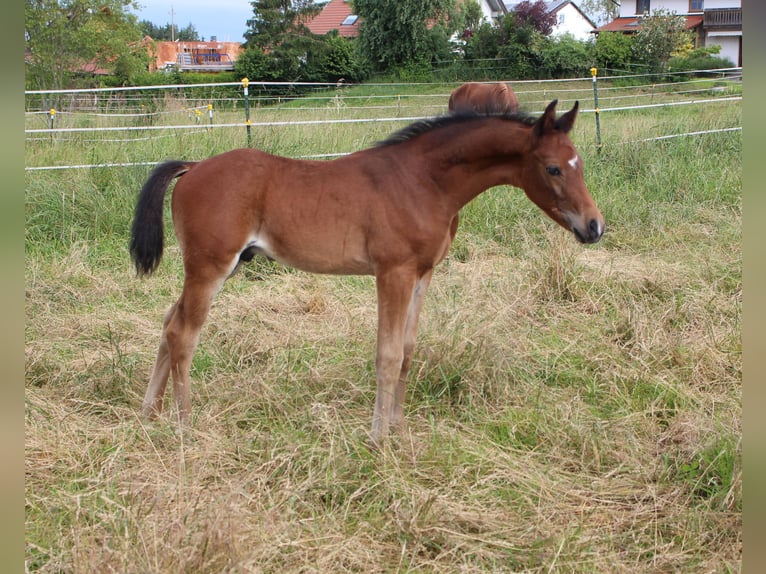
[568,155,579,169]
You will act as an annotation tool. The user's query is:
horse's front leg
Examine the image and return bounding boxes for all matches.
[391,269,434,430]
[371,266,419,445]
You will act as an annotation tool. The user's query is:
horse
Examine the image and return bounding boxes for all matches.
[129,100,604,444]
[448,82,520,115]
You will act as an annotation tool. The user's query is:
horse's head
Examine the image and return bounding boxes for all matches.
[521,100,604,244]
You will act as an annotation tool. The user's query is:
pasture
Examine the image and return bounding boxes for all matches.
[25,76,741,572]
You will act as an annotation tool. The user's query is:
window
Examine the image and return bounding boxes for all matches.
[558,13,565,25]
[341,15,358,26]
[689,0,703,11]
[636,0,650,14]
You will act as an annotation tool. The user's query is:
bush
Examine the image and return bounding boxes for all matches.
[539,34,595,79]
[668,45,734,75]
[306,33,369,83]
[594,31,633,72]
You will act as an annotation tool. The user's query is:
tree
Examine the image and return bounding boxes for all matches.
[511,0,557,36]
[239,1,365,83]
[139,20,200,41]
[352,0,456,73]
[244,0,319,50]
[594,31,633,71]
[632,9,692,73]
[25,0,149,90]
[461,0,483,35]
[577,0,620,26]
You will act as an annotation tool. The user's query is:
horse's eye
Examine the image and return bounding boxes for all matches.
[546,166,562,176]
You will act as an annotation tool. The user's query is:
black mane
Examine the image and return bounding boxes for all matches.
[375,110,540,148]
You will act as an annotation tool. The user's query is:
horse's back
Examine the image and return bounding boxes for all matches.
[448,82,519,114]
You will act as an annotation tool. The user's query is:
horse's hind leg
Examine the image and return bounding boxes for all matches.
[141,303,177,419]
[142,266,227,424]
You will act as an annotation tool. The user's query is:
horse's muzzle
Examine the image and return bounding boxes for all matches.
[573,218,604,244]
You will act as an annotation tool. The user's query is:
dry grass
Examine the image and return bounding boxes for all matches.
[25,81,741,572]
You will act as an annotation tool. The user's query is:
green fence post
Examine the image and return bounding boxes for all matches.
[242,77,251,147]
[590,67,602,153]
[48,108,56,139]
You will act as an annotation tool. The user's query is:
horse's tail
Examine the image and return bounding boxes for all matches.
[129,160,195,276]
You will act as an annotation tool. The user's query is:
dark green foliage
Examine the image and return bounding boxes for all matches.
[668,46,735,74]
[138,20,200,41]
[235,33,367,84]
[594,31,634,71]
[353,0,457,73]
[237,1,366,84]
[244,0,320,50]
[25,0,151,89]
[539,35,595,79]
[632,9,692,73]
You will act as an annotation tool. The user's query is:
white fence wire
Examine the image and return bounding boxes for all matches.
[25,69,742,172]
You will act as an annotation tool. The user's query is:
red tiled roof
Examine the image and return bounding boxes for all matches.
[306,0,360,37]
[595,14,703,33]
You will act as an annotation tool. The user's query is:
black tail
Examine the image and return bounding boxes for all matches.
[129,161,194,276]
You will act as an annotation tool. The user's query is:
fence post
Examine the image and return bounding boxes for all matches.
[590,67,602,153]
[241,77,251,147]
[208,103,213,132]
[48,108,56,139]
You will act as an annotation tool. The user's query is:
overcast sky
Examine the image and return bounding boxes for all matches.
[130,0,254,43]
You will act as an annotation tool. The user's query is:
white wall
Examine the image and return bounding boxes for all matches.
[706,0,740,9]
[704,33,740,65]
[619,1,687,17]
[620,0,740,17]
[551,4,595,41]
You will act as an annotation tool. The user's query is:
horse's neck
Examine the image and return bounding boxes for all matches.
[426,120,533,208]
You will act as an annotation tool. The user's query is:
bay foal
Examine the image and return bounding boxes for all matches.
[448,81,520,115]
[130,100,604,444]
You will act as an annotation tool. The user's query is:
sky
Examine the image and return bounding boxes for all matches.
[130,0,255,43]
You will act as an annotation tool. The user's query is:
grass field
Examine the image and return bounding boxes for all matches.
[25,78,741,572]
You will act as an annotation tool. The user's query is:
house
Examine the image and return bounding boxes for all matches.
[147,38,243,72]
[594,0,741,66]
[305,0,360,38]
[305,0,508,38]
[476,0,509,23]
[505,1,597,41]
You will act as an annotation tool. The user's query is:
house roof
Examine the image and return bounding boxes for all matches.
[595,14,703,33]
[505,1,572,12]
[305,0,360,37]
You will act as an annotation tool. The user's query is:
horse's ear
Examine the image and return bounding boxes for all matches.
[555,101,579,134]
[534,99,559,138]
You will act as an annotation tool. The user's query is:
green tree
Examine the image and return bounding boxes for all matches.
[461,0,483,34]
[594,30,633,71]
[578,0,620,26]
[539,34,594,79]
[25,0,149,90]
[139,20,200,41]
[352,0,456,73]
[240,0,328,82]
[244,0,319,50]
[632,9,691,73]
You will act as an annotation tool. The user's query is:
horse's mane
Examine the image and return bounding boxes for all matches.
[375,110,539,148]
